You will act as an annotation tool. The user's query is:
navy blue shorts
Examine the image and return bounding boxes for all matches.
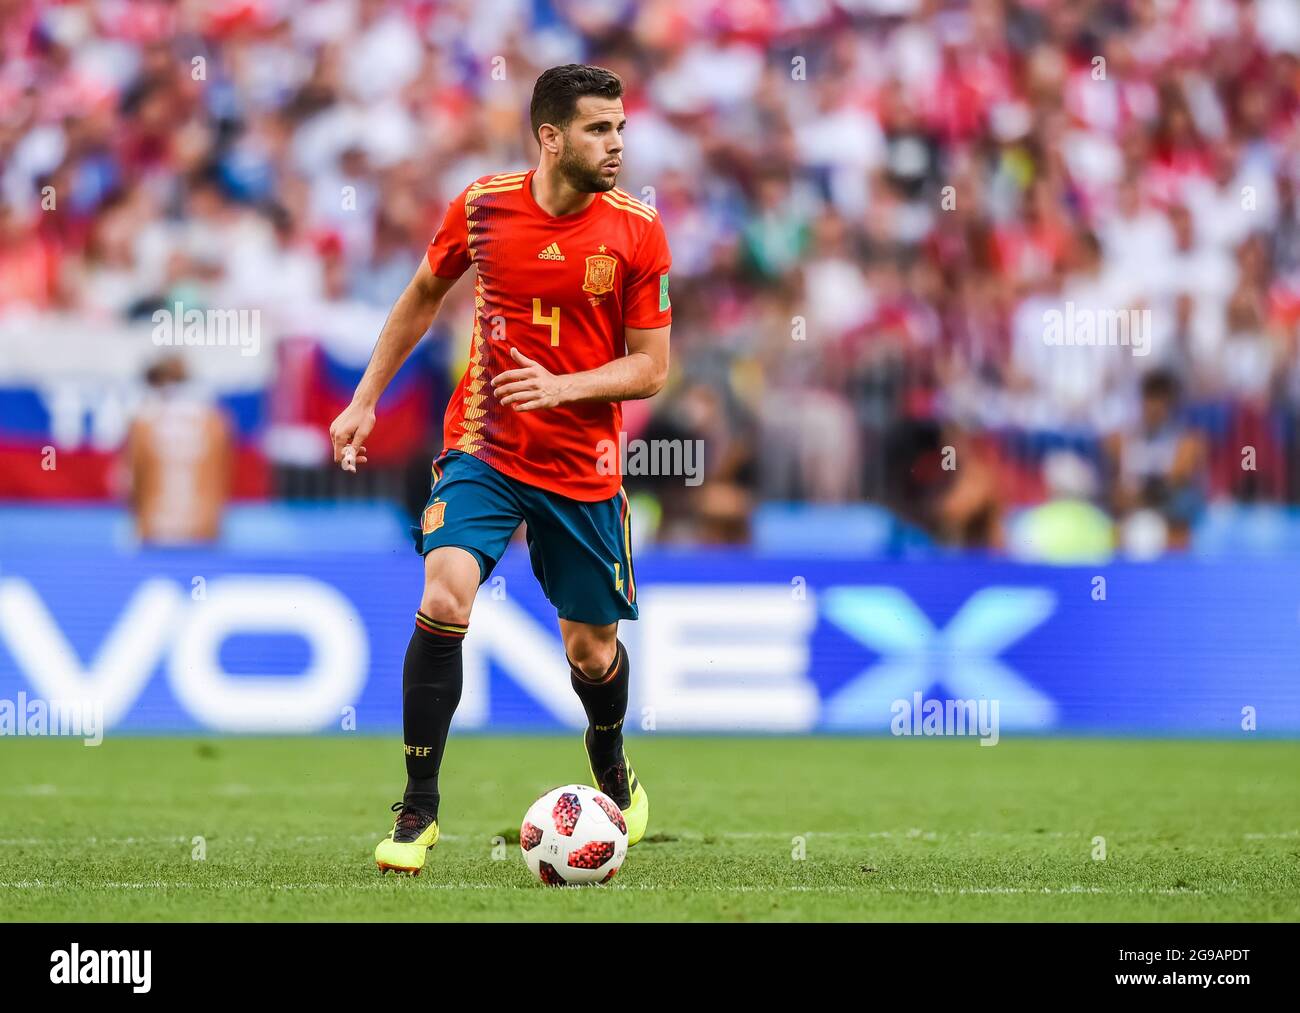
[410,450,638,625]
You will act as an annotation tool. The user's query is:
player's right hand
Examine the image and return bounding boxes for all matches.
[329,402,375,470]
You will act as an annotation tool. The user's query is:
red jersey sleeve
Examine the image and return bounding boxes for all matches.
[623,214,672,329]
[425,189,472,279]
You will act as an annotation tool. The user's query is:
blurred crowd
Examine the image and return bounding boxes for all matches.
[3,0,1300,552]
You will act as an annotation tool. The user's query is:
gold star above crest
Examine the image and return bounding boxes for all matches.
[598,244,607,253]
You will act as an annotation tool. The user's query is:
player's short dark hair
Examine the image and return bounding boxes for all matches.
[529,64,623,144]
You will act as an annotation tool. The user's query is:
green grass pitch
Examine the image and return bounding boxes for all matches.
[1,736,1297,922]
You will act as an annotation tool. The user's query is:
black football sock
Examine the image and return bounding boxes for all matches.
[401,611,466,819]
[569,640,629,767]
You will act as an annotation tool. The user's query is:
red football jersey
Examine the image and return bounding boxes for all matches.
[426,169,672,501]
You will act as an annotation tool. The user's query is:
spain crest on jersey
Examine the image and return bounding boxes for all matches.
[422,501,446,534]
[583,254,617,296]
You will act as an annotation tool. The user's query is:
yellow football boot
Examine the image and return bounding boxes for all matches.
[584,731,649,847]
[375,802,439,875]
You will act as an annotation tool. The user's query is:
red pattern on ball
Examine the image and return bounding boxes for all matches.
[552,792,581,836]
[520,821,543,851]
[537,861,566,886]
[567,840,616,869]
[593,794,626,834]
[601,866,619,883]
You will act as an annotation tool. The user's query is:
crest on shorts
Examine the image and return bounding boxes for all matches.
[422,501,446,534]
[583,254,617,296]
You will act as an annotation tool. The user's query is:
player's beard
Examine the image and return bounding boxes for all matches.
[556,137,617,194]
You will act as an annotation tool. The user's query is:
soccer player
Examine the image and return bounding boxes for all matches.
[328,65,670,875]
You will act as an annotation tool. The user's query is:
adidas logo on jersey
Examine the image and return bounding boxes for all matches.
[538,243,566,261]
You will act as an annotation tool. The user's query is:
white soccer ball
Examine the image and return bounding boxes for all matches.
[520,784,628,886]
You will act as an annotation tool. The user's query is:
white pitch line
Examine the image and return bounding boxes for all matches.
[0,879,1268,896]
[0,783,377,797]
[1,829,1293,847]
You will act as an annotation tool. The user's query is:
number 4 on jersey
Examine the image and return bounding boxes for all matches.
[532,298,560,346]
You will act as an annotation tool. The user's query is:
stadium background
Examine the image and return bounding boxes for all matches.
[2,0,1300,738]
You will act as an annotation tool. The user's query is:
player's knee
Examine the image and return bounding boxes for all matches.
[420,580,472,627]
[565,628,617,680]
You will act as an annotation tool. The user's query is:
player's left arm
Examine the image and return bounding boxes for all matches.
[492,324,669,411]
[494,213,672,411]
